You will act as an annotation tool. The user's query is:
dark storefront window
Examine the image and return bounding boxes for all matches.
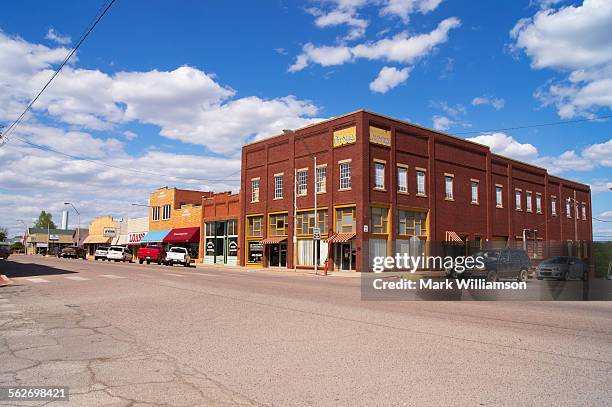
[335,206,356,233]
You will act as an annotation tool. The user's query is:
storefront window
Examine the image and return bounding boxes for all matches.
[371,207,388,234]
[247,216,263,237]
[397,210,427,238]
[295,210,328,236]
[268,213,288,236]
[335,206,356,233]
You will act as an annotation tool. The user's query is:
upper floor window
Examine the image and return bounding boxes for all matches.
[536,193,542,213]
[398,210,427,238]
[495,185,503,208]
[471,180,479,204]
[297,170,308,196]
[274,174,283,199]
[397,166,408,193]
[416,170,426,196]
[582,203,587,220]
[247,215,263,237]
[295,210,328,236]
[526,191,533,212]
[152,206,160,221]
[251,179,260,203]
[551,196,557,216]
[316,166,326,194]
[566,198,571,218]
[339,161,351,190]
[515,190,522,210]
[162,204,171,220]
[374,162,385,190]
[444,174,454,200]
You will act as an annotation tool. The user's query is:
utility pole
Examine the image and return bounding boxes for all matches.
[293,168,297,273]
[314,156,318,275]
[64,203,81,247]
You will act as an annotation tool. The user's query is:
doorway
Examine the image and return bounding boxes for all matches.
[268,243,287,267]
[334,241,355,271]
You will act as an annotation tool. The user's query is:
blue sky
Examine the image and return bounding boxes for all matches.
[0,0,610,239]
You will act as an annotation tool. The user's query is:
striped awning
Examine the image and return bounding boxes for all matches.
[445,231,464,244]
[328,232,356,243]
[262,236,287,244]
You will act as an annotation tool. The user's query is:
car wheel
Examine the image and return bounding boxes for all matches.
[582,271,588,282]
[562,271,569,281]
[157,260,161,265]
[146,260,150,265]
[139,259,143,264]
[183,262,188,267]
[517,269,527,283]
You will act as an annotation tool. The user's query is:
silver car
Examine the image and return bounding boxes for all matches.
[536,256,588,281]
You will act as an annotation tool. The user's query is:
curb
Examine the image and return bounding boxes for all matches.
[0,274,12,287]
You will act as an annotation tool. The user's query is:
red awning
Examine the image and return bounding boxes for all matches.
[163,227,200,243]
[445,231,464,244]
[262,236,288,244]
[328,232,356,243]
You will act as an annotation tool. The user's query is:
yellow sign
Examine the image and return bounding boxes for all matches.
[369,126,391,147]
[333,126,357,147]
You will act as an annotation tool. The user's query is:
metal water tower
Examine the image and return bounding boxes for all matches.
[61,210,69,230]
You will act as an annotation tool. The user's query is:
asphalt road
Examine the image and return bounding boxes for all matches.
[1,255,611,406]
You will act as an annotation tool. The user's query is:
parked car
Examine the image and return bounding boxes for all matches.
[59,246,87,259]
[137,245,166,265]
[106,246,134,263]
[165,247,192,267]
[94,246,110,261]
[49,246,61,257]
[0,245,10,260]
[536,256,588,281]
[448,248,531,282]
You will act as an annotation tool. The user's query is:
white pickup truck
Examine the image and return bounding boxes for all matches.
[165,247,192,267]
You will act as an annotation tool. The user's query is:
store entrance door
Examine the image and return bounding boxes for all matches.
[268,243,287,267]
[334,241,355,271]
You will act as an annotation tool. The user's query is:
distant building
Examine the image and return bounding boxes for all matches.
[25,227,76,255]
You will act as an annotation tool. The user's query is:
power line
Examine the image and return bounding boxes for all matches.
[13,135,240,183]
[451,114,612,136]
[593,217,612,223]
[0,0,117,143]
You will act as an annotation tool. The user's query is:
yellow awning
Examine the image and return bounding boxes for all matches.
[83,235,111,245]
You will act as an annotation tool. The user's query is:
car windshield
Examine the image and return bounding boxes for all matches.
[170,248,184,253]
[541,257,567,264]
[109,247,122,251]
[475,250,500,260]
[98,247,108,251]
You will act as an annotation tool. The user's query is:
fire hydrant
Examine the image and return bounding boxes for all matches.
[323,259,329,276]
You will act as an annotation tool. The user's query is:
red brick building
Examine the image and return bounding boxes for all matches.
[239,110,592,272]
[201,192,241,266]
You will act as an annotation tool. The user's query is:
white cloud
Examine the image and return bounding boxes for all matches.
[430,100,466,117]
[589,180,612,193]
[472,95,505,110]
[379,0,444,23]
[306,0,369,40]
[0,32,322,154]
[511,0,612,117]
[369,66,410,93]
[289,17,460,71]
[468,133,612,175]
[122,130,137,140]
[597,210,612,219]
[45,27,71,45]
[432,115,454,131]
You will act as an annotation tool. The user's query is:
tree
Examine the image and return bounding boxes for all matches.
[0,226,7,242]
[34,211,57,229]
[11,241,24,253]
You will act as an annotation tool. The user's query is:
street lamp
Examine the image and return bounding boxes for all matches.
[17,219,27,254]
[64,203,81,247]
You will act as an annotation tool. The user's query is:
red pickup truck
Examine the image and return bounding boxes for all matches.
[137,245,166,265]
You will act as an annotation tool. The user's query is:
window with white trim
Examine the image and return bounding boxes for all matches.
[152,206,160,221]
[162,204,171,220]
[471,180,479,204]
[374,162,385,189]
[339,161,351,190]
[316,166,326,193]
[297,170,307,196]
[251,179,260,203]
[582,203,587,220]
[445,175,454,200]
[566,198,571,218]
[551,196,557,216]
[416,170,426,196]
[515,190,522,210]
[526,191,532,212]
[274,174,283,199]
[535,193,542,213]
[397,166,407,193]
[495,186,503,208]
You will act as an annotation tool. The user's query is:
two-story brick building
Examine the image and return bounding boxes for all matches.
[142,187,213,258]
[239,110,592,272]
[201,192,241,266]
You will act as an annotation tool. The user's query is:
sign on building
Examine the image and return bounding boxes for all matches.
[333,126,357,148]
[49,234,59,241]
[128,232,146,244]
[369,126,391,147]
[103,227,116,237]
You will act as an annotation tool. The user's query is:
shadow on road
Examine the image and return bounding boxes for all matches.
[0,259,78,278]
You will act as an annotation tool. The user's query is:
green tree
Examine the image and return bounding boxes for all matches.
[34,211,57,229]
[11,241,24,253]
[0,226,7,242]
